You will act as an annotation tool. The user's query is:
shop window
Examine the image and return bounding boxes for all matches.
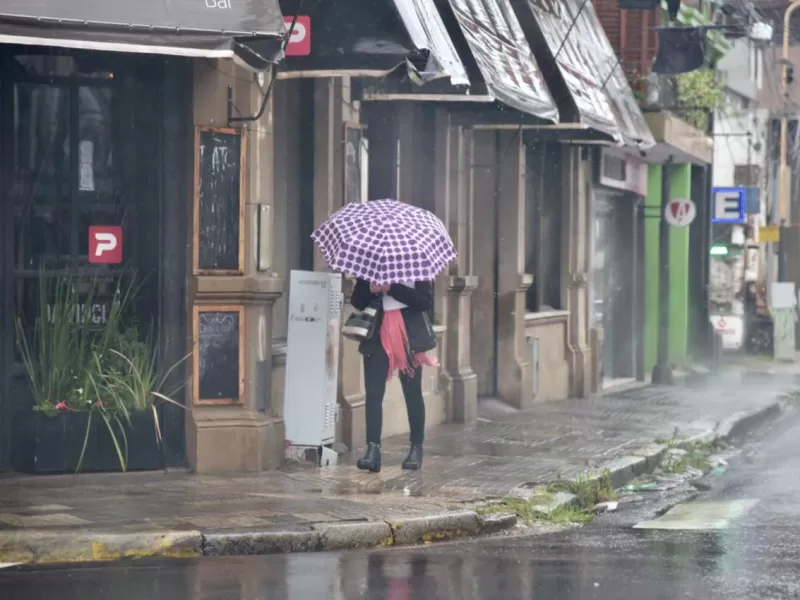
[525,143,562,312]
[12,84,72,270]
[12,84,123,271]
[13,53,115,79]
[9,54,158,364]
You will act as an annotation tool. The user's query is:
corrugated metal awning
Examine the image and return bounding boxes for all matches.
[396,0,469,86]
[278,0,468,87]
[447,0,558,122]
[575,1,655,149]
[0,0,286,71]
[514,0,620,141]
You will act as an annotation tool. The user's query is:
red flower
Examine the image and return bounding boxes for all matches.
[94,401,104,409]
[55,401,69,412]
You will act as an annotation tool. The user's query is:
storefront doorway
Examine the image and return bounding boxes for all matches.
[0,46,191,472]
[592,192,639,388]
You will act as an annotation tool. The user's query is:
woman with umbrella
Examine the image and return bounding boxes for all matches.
[312,200,456,473]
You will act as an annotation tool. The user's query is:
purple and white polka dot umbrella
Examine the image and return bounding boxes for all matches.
[311,199,457,285]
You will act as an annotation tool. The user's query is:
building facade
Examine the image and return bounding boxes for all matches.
[0,0,657,474]
[595,0,724,375]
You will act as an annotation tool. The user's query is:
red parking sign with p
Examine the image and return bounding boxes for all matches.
[89,226,123,264]
[284,16,311,56]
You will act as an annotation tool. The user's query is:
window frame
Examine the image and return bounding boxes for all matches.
[525,141,563,313]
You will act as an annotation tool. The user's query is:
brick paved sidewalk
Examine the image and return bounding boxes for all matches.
[0,369,794,537]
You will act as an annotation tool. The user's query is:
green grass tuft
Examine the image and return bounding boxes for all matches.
[477,469,617,526]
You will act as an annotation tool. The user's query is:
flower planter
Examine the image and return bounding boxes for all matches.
[12,410,165,474]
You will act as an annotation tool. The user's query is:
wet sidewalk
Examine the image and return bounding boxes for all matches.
[0,366,796,562]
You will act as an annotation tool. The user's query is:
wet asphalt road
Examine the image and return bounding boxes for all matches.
[1,410,800,599]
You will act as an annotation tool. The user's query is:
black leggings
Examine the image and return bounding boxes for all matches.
[363,344,425,445]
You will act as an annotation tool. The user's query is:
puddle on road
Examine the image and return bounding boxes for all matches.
[305,471,429,498]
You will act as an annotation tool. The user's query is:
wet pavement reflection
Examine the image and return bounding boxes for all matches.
[2,412,800,599]
[0,522,797,599]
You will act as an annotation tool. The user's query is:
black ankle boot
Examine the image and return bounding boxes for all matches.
[402,444,423,470]
[356,442,381,473]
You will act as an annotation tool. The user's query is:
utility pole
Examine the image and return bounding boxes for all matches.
[778,1,800,281]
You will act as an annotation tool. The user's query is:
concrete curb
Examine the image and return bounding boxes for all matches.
[201,511,517,557]
[0,511,519,564]
[717,402,782,441]
[0,530,202,565]
[544,400,784,511]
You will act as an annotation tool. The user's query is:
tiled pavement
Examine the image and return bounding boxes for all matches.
[0,367,795,534]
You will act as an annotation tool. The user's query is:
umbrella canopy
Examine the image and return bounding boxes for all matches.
[311,199,456,285]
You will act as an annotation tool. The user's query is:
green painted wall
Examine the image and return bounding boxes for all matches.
[644,165,662,372]
[644,163,693,373]
[668,165,692,364]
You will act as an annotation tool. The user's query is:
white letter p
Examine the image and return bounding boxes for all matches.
[94,232,118,257]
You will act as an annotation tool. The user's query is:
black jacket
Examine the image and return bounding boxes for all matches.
[351,279,435,356]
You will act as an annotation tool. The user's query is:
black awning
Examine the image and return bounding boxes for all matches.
[446,0,558,122]
[0,0,286,71]
[512,0,621,141]
[278,0,468,87]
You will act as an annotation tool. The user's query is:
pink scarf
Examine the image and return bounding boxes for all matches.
[380,310,438,381]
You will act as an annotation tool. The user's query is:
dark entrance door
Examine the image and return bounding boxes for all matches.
[0,47,189,472]
[592,192,638,384]
[592,195,615,382]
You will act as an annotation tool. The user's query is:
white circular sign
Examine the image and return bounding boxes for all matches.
[664,198,697,227]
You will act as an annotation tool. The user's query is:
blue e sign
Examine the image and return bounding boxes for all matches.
[712,187,746,224]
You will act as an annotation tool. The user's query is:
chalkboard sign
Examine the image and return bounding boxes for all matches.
[193,305,244,405]
[194,127,245,274]
[343,123,363,204]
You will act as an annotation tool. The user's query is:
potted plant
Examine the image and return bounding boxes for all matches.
[14,272,189,474]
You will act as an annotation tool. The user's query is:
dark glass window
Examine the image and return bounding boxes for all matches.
[525,143,562,312]
[7,51,153,364]
[76,86,124,259]
[12,84,72,271]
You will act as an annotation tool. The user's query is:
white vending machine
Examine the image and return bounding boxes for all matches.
[283,271,343,461]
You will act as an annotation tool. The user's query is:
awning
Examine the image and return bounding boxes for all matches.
[0,0,286,71]
[446,0,558,123]
[512,0,620,140]
[574,1,656,149]
[278,0,468,87]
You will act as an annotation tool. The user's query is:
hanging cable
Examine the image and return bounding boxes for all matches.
[227,0,306,126]
[552,0,591,62]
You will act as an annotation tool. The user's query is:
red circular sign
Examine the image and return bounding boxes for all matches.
[664,198,697,227]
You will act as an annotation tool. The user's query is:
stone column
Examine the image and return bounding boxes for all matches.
[496,131,533,408]
[312,78,337,271]
[443,120,478,422]
[561,146,592,397]
[187,60,284,473]
[311,79,367,452]
[471,130,497,398]
[432,108,451,326]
